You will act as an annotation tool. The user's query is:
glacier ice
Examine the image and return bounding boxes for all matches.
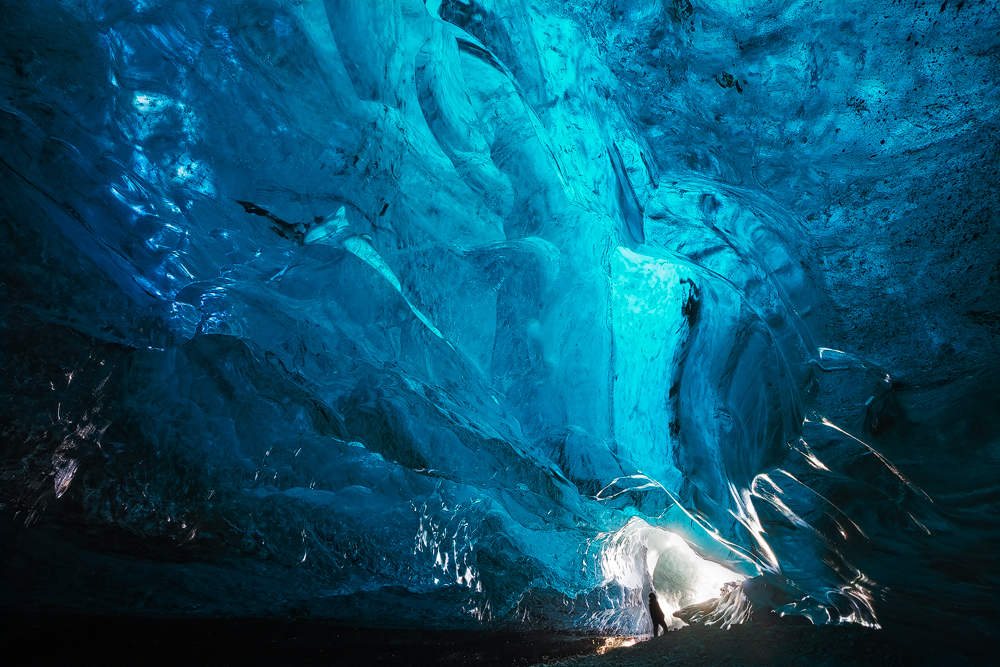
[1,0,998,659]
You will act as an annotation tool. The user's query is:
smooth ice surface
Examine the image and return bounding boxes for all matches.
[1,0,998,657]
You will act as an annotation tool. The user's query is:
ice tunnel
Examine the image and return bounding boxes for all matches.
[1,0,998,663]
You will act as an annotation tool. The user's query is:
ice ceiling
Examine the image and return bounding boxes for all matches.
[1,0,998,655]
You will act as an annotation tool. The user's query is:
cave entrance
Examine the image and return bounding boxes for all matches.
[602,519,747,630]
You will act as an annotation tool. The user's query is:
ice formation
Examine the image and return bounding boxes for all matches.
[1,0,997,658]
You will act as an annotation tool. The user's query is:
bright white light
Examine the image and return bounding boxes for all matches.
[646,528,745,624]
[601,519,745,629]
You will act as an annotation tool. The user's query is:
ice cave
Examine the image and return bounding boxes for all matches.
[1,0,997,665]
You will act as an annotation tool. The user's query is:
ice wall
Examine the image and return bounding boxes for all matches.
[2,0,998,655]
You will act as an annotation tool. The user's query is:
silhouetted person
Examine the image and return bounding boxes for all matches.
[649,592,668,637]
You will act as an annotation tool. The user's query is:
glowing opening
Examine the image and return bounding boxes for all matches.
[601,519,745,630]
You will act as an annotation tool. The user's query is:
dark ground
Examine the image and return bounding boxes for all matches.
[543,623,904,667]
[1,613,602,667]
[1,613,989,666]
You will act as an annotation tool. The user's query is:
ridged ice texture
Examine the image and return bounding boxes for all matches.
[2,0,998,647]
